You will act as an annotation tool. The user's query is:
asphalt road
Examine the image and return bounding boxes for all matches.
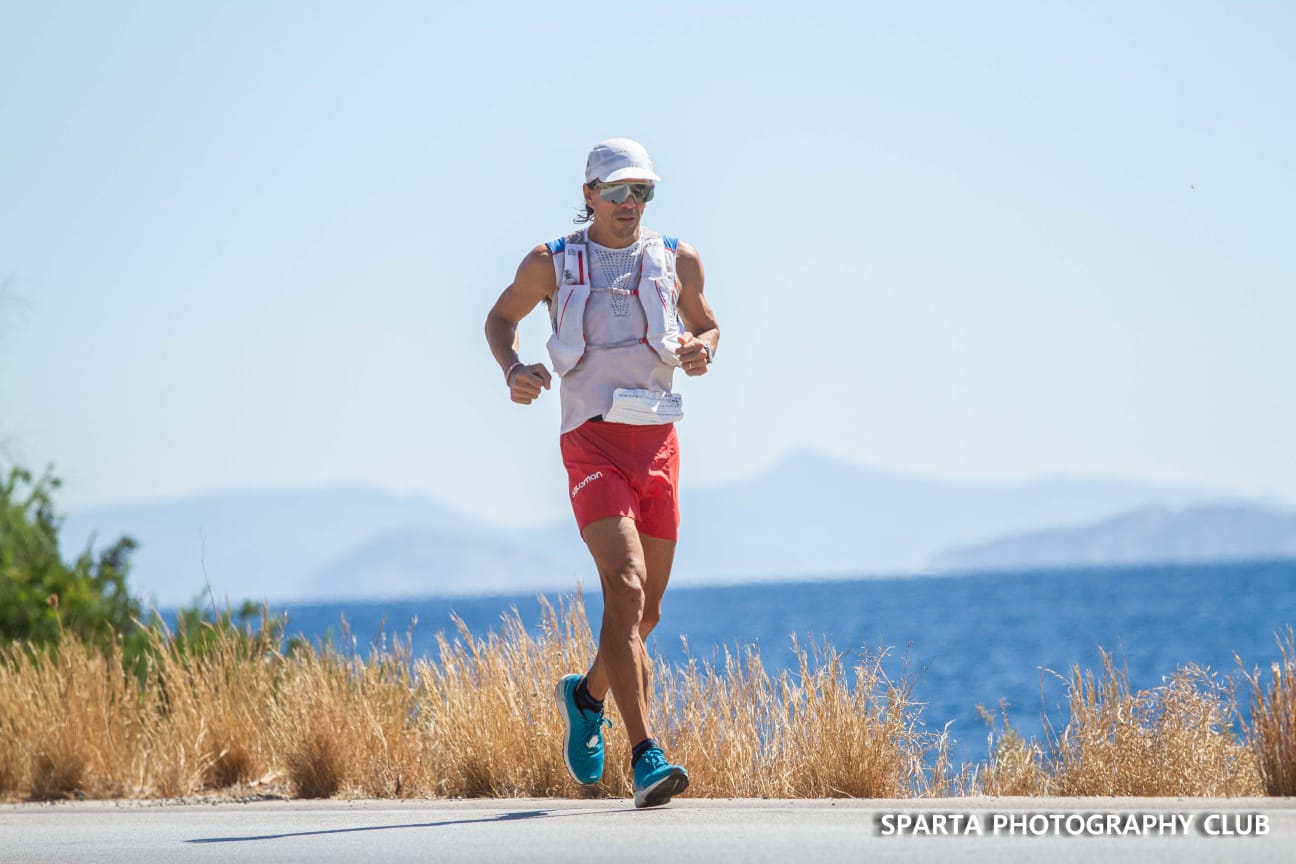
[2,797,1292,863]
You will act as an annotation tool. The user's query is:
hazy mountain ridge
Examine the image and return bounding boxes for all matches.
[669,449,1221,579]
[59,453,1287,604]
[932,503,1296,572]
[61,487,492,605]
[307,530,585,601]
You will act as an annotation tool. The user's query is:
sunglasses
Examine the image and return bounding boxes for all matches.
[596,182,655,205]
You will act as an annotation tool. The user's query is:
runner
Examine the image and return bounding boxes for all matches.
[484,138,720,808]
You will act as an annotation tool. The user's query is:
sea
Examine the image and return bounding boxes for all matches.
[240,559,1295,766]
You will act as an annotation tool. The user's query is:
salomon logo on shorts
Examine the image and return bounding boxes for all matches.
[571,472,603,498]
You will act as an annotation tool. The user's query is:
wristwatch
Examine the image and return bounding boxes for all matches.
[703,343,714,363]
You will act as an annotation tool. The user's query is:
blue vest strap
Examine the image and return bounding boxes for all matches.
[662,235,679,252]
[546,237,567,255]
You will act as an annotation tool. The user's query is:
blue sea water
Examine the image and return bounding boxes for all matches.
[245,560,1296,765]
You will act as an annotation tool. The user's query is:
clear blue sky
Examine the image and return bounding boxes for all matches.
[1,1,1293,526]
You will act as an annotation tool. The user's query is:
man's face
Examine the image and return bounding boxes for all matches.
[583,177,653,236]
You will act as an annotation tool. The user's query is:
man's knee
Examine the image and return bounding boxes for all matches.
[639,607,661,638]
[601,561,646,627]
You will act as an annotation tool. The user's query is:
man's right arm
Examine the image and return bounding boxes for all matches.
[485,245,557,405]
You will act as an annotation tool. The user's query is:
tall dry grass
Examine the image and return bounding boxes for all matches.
[974,702,1049,796]
[1041,652,1261,796]
[0,596,1287,801]
[1240,628,1296,796]
[974,652,1264,797]
[657,637,957,798]
[0,637,142,800]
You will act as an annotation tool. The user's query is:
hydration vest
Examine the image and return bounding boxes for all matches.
[544,229,684,377]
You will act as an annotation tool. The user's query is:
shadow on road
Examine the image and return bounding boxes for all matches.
[186,809,555,843]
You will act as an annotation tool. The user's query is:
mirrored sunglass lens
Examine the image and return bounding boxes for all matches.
[599,184,631,204]
[598,183,654,204]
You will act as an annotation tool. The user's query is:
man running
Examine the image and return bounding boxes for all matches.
[484,138,719,808]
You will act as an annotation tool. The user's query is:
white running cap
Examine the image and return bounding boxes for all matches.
[585,138,661,184]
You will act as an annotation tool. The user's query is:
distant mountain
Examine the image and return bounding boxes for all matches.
[61,488,488,605]
[413,449,1228,592]
[667,450,1220,580]
[306,530,584,600]
[62,454,1266,604]
[931,504,1296,572]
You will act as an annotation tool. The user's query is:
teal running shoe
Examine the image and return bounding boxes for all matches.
[554,674,611,785]
[632,747,689,808]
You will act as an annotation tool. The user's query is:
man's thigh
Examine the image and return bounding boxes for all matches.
[580,518,675,618]
[582,516,646,587]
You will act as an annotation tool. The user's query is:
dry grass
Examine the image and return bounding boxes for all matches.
[1240,628,1296,795]
[0,638,143,800]
[1042,651,1261,797]
[0,596,1286,801]
[974,702,1048,796]
[657,637,955,798]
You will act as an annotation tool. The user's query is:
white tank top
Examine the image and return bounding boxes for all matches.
[557,232,676,433]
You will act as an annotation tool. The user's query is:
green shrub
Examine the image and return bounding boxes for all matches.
[0,466,142,650]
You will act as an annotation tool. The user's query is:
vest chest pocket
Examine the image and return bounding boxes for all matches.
[650,276,678,317]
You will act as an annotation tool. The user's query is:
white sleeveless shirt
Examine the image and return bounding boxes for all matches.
[557,233,676,433]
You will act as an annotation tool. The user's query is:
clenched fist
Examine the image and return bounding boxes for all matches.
[507,363,552,404]
[675,332,712,377]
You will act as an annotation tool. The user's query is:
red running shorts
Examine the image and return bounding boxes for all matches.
[559,420,681,541]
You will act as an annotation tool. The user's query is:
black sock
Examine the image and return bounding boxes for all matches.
[574,676,604,714]
[631,738,659,769]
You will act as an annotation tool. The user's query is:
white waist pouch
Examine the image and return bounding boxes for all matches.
[603,388,683,425]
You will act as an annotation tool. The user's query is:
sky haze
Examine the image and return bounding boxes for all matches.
[2,1,1293,527]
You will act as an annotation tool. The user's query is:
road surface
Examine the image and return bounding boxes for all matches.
[2,796,1291,863]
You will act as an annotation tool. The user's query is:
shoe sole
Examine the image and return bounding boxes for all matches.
[634,768,689,808]
[554,677,598,786]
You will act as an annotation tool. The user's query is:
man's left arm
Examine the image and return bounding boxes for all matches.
[674,242,719,377]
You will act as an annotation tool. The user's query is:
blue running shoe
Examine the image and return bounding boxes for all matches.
[554,674,611,785]
[633,747,689,808]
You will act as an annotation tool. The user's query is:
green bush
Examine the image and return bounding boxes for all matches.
[0,466,143,650]
[1,465,293,679]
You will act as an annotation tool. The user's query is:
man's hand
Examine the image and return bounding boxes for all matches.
[673,243,718,378]
[675,332,712,377]
[508,363,553,404]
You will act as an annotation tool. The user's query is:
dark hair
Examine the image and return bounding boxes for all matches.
[574,182,596,224]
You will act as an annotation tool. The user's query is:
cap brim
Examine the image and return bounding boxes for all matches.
[601,167,661,184]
